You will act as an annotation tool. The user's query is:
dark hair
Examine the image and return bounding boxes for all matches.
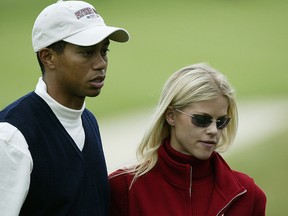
[36,41,67,75]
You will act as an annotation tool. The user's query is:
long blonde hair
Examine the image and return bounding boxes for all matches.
[117,63,238,186]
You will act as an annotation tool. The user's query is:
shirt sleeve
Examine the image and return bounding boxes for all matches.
[0,122,33,216]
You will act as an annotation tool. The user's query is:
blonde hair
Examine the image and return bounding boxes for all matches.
[117,63,238,186]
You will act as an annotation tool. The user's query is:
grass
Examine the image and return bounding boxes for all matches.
[224,127,288,215]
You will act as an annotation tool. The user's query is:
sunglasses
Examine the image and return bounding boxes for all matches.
[175,109,231,129]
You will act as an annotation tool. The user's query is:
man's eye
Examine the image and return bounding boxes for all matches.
[81,50,94,57]
[101,48,110,56]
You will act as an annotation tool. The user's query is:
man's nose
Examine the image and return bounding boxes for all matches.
[92,52,107,69]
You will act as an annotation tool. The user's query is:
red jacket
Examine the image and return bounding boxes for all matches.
[109,141,266,216]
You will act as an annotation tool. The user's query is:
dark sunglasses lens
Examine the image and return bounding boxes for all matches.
[192,115,231,129]
[217,117,231,129]
[191,115,212,127]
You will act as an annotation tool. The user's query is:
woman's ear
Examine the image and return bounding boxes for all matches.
[165,106,175,126]
[38,48,56,70]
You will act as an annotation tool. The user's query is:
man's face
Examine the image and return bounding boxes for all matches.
[46,39,110,109]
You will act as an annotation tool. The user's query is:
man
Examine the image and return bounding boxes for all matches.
[0,0,129,215]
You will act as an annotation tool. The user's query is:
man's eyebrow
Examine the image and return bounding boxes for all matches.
[76,45,93,49]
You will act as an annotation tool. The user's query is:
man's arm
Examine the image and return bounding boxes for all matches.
[0,123,32,216]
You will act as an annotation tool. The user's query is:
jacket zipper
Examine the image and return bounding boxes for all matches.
[216,189,247,216]
[189,167,192,198]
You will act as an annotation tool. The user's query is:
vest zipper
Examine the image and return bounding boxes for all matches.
[216,189,247,216]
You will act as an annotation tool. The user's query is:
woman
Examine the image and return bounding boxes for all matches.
[109,63,266,216]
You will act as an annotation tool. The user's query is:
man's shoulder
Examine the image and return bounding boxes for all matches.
[0,122,20,141]
[0,92,37,117]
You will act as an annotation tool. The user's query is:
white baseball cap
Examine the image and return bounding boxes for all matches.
[32,0,130,52]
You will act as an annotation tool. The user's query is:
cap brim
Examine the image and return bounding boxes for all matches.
[63,26,129,46]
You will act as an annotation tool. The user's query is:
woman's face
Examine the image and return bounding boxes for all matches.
[166,95,229,160]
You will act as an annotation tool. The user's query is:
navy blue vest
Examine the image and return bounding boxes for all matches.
[0,92,109,215]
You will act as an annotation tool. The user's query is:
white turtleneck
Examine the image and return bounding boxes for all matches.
[0,77,86,216]
[35,77,85,150]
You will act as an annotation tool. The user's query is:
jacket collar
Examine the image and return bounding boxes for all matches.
[162,139,213,180]
[156,139,247,214]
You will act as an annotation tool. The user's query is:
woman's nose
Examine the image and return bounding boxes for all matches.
[206,121,218,135]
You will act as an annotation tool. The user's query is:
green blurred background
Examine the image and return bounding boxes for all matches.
[1,0,287,214]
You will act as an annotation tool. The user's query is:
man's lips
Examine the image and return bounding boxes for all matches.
[89,76,105,89]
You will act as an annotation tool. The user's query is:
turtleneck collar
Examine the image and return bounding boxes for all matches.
[34,77,85,122]
[34,77,86,151]
[162,138,214,180]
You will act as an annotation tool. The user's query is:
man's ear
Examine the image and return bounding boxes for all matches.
[38,48,56,70]
[165,106,175,126]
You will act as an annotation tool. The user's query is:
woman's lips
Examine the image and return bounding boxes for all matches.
[199,140,216,149]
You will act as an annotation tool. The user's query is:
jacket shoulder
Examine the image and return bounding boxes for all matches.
[233,170,254,184]
[109,170,133,216]
[109,169,134,192]
[232,170,260,191]
[233,170,267,205]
